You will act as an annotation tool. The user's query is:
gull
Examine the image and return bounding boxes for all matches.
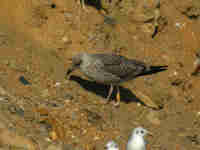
[126,127,152,150]
[66,52,167,107]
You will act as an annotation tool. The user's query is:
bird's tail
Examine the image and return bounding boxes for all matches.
[149,65,168,73]
[138,65,168,76]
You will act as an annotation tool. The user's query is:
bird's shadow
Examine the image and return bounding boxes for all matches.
[69,75,142,104]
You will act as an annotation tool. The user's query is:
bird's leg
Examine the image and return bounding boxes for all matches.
[115,86,120,106]
[76,0,86,10]
[106,84,114,103]
[78,0,87,11]
[81,0,86,9]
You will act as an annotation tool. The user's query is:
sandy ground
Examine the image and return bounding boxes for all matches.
[0,0,200,149]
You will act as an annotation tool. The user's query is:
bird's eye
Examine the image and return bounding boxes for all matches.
[140,130,144,134]
[136,131,139,134]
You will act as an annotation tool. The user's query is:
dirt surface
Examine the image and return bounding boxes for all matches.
[0,0,200,149]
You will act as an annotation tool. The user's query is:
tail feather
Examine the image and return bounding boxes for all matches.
[149,65,168,72]
[138,65,168,77]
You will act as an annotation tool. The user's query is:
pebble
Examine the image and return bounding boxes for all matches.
[0,86,7,95]
[62,36,69,43]
[191,53,200,76]
[64,93,74,101]
[197,112,200,116]
[19,76,31,85]
[64,12,73,18]
[8,105,24,117]
[54,82,61,87]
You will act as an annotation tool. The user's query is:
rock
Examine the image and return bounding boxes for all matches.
[19,76,31,85]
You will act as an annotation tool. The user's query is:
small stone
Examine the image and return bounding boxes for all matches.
[41,89,50,97]
[71,111,77,120]
[173,71,178,76]
[197,112,200,116]
[64,93,74,101]
[84,109,102,125]
[103,16,117,26]
[175,22,181,28]
[19,76,31,85]
[54,82,61,87]
[191,52,200,76]
[64,12,73,18]
[62,36,69,43]
[49,131,58,141]
[0,86,7,95]
[171,78,183,86]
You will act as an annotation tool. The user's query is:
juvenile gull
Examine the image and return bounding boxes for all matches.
[126,127,152,150]
[66,53,167,107]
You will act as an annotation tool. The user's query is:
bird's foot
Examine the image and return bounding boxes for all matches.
[113,102,120,107]
[102,99,120,107]
[115,91,121,107]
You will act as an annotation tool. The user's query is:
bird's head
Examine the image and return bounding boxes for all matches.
[66,53,85,78]
[131,127,152,138]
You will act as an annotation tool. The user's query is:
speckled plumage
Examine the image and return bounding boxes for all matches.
[66,52,166,106]
[67,53,149,84]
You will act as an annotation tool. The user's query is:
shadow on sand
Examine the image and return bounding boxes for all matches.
[70,75,141,104]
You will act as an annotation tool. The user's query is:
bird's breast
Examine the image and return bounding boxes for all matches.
[127,138,146,150]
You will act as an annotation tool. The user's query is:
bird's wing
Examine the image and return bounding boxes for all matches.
[92,54,147,79]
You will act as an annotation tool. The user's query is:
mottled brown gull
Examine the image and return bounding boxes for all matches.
[66,52,167,107]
